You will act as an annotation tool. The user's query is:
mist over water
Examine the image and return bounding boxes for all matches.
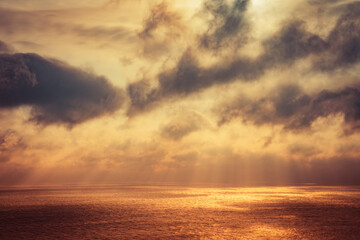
[0,186,360,239]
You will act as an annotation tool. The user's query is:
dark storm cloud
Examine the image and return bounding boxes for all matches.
[218,85,360,131]
[261,21,327,65]
[128,20,321,112]
[200,0,249,50]
[128,49,262,113]
[0,53,124,126]
[128,2,360,114]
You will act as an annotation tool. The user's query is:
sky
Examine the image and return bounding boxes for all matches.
[1,0,360,186]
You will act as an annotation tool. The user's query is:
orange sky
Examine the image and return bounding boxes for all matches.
[1,0,360,186]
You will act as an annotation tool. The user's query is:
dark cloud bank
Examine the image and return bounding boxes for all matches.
[128,1,360,120]
[218,1,360,129]
[219,85,360,131]
[0,52,124,126]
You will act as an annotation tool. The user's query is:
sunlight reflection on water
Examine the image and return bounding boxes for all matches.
[0,186,360,239]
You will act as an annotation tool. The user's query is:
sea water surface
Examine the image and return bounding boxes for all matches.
[0,185,360,239]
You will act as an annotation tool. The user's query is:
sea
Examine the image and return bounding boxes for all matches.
[0,185,359,239]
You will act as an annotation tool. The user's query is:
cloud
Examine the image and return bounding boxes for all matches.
[139,2,181,39]
[128,2,360,114]
[137,1,185,58]
[318,2,360,69]
[0,129,24,162]
[127,79,157,114]
[260,21,327,65]
[160,111,210,140]
[0,8,132,45]
[307,0,342,6]
[0,52,124,126]
[200,0,250,50]
[14,41,42,50]
[288,143,319,157]
[0,40,14,53]
[0,0,106,10]
[72,25,130,41]
[217,84,360,131]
